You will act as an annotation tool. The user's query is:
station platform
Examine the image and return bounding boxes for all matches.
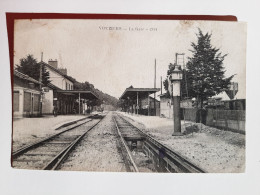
[117,111,245,173]
[12,114,92,151]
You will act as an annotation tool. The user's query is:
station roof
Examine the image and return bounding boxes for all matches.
[56,90,99,100]
[14,70,42,85]
[120,87,160,100]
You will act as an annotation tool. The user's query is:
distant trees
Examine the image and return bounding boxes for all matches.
[94,88,118,107]
[164,29,234,108]
[15,55,51,85]
[74,81,94,91]
[74,81,119,108]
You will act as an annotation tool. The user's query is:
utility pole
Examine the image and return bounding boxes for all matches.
[79,93,81,114]
[39,52,43,116]
[154,59,156,116]
[161,76,162,95]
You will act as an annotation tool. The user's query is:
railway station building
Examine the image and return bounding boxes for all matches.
[120,86,160,116]
[13,60,99,118]
[42,60,98,115]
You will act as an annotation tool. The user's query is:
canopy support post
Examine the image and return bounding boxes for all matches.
[79,93,81,114]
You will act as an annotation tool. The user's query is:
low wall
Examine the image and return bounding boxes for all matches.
[182,108,246,133]
[206,109,245,133]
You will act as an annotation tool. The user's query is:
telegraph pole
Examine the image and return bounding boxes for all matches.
[154,59,156,116]
[39,52,43,116]
[79,93,81,115]
[161,76,162,95]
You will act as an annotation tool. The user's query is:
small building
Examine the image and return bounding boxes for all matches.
[159,93,192,119]
[120,86,160,116]
[13,70,42,118]
[139,96,160,116]
[159,93,173,118]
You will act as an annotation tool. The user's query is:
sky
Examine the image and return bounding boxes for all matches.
[14,19,246,99]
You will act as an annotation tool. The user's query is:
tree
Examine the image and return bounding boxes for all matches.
[74,80,119,108]
[74,81,94,91]
[164,29,234,108]
[186,29,234,107]
[15,55,51,85]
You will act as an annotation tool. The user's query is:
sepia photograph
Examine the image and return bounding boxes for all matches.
[10,17,246,173]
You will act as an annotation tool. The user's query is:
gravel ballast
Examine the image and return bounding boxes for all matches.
[12,115,88,151]
[59,112,127,172]
[118,112,245,173]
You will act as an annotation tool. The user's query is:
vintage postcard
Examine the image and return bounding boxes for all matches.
[9,14,246,173]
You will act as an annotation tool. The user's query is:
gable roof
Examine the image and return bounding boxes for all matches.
[120,87,160,100]
[56,90,99,100]
[42,62,75,83]
[14,70,42,85]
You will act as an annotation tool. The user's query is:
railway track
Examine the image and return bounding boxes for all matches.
[114,113,206,173]
[113,116,140,172]
[12,114,106,170]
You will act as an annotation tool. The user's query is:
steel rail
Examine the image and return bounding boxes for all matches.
[113,117,139,172]
[12,118,94,158]
[43,115,106,170]
[116,113,206,173]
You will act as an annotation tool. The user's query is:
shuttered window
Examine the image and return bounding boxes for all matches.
[13,91,19,112]
[24,92,31,112]
[34,94,40,111]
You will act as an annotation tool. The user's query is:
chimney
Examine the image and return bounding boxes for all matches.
[48,59,58,69]
[58,68,67,75]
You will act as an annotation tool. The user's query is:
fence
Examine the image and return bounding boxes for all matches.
[181,108,198,122]
[181,108,245,134]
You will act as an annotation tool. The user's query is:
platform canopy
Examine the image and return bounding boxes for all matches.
[56,90,99,100]
[120,87,160,100]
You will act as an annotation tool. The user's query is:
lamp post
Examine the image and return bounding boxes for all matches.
[168,64,183,136]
